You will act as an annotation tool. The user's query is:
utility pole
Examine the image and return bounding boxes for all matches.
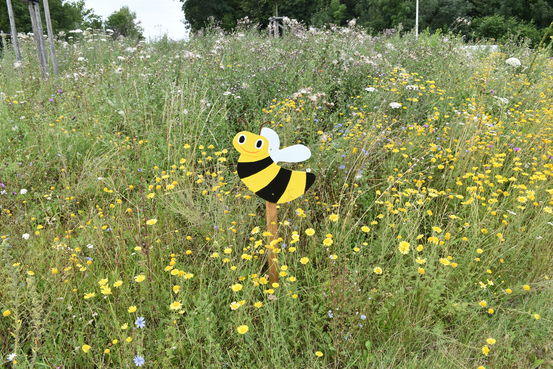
[6,0,22,61]
[415,0,419,39]
[42,0,58,74]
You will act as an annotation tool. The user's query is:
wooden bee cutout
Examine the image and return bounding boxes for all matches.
[233,127,315,203]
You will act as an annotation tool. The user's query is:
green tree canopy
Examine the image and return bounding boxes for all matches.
[0,0,101,35]
[180,0,553,44]
[106,6,144,39]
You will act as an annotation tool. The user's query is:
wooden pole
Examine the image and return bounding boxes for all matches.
[33,1,49,70]
[265,202,279,284]
[28,1,48,77]
[6,0,22,61]
[42,0,58,74]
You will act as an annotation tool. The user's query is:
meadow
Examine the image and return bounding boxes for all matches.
[0,22,552,368]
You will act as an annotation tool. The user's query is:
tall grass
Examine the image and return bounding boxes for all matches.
[0,25,552,368]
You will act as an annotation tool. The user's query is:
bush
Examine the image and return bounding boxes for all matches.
[470,15,542,45]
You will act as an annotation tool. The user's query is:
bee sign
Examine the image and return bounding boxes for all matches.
[233,127,315,283]
[233,127,315,203]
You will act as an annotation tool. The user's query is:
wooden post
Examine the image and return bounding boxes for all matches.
[33,1,49,69]
[6,0,22,61]
[42,0,58,74]
[27,1,48,77]
[265,202,279,284]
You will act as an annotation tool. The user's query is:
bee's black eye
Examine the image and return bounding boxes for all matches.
[255,139,263,149]
[238,135,246,144]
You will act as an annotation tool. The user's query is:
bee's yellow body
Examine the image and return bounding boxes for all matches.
[233,131,315,204]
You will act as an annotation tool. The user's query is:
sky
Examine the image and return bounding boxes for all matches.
[83,0,189,40]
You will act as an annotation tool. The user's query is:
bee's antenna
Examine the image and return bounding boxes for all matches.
[259,121,272,131]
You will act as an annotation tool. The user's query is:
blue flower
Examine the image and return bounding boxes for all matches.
[135,316,146,329]
[134,355,145,367]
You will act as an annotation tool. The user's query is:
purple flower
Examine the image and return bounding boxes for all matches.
[513,147,521,152]
[135,316,145,329]
[49,98,54,102]
[134,355,145,367]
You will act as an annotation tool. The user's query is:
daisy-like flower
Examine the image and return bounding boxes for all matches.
[236,324,249,334]
[169,301,182,310]
[389,102,402,109]
[134,355,145,367]
[135,316,146,329]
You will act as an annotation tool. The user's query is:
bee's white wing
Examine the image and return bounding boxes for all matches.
[272,144,312,163]
[260,127,281,162]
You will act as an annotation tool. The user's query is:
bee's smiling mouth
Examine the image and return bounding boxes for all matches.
[241,148,261,154]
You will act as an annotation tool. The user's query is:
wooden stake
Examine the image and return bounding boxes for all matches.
[33,1,49,70]
[28,1,48,77]
[265,201,279,284]
[6,0,22,61]
[42,0,58,74]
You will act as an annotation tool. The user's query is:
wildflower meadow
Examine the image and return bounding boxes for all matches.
[1,24,552,368]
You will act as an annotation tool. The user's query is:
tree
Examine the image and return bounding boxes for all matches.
[0,0,102,35]
[106,6,144,39]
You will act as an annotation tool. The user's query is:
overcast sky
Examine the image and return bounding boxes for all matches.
[83,0,189,40]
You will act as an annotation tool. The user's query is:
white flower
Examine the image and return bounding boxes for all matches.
[22,233,30,240]
[505,57,521,67]
[406,84,419,90]
[7,353,16,361]
[77,57,86,62]
[365,87,377,92]
[13,61,22,69]
[389,102,402,109]
[20,188,28,195]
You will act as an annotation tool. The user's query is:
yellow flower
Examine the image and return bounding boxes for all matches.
[236,325,249,334]
[169,301,182,310]
[83,292,96,300]
[481,345,490,356]
[373,267,383,275]
[418,267,425,275]
[146,218,158,226]
[328,213,339,222]
[479,300,488,308]
[532,313,541,320]
[323,238,333,246]
[504,288,512,294]
[104,348,110,354]
[361,226,370,233]
[113,280,123,288]
[522,284,530,291]
[125,336,133,343]
[315,351,324,357]
[432,226,442,233]
[2,310,12,317]
[478,366,486,369]
[305,228,315,236]
[300,257,310,264]
[82,344,91,353]
[253,301,263,308]
[398,241,410,254]
[134,274,146,283]
[251,226,260,234]
[172,285,181,294]
[128,306,137,313]
[486,338,496,345]
[230,283,243,292]
[98,278,108,286]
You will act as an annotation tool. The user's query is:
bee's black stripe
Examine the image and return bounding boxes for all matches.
[255,168,292,203]
[305,172,315,192]
[237,156,273,179]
